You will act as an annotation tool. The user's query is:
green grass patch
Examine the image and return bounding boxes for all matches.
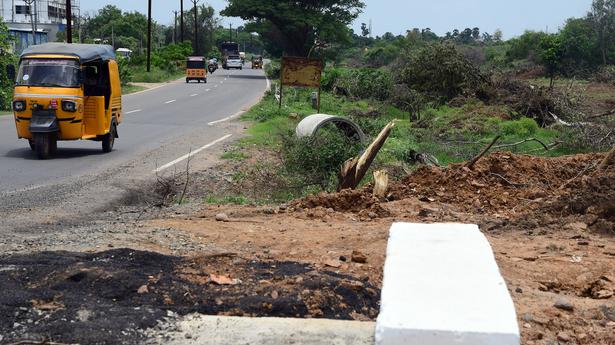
[130,66,183,83]
[221,151,249,161]
[0,111,11,116]
[121,84,147,95]
[204,195,249,205]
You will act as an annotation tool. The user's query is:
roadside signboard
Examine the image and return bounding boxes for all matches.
[280,56,323,112]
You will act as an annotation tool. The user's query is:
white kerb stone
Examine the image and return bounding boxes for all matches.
[375,223,520,345]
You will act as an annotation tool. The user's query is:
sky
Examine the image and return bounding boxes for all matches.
[80,0,593,39]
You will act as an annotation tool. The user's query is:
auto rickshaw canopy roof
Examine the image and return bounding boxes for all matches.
[21,43,116,63]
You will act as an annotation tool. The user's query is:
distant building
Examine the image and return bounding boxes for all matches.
[0,0,80,53]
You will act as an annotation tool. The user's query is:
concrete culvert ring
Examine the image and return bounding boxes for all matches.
[296,114,366,142]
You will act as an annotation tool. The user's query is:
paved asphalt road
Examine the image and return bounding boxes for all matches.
[0,67,268,193]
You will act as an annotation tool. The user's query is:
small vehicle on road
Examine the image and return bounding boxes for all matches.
[224,55,243,70]
[208,58,218,74]
[252,55,263,69]
[8,43,122,159]
[186,56,207,83]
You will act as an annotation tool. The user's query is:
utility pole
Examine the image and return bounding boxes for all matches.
[147,0,152,72]
[23,0,36,45]
[180,0,184,43]
[229,23,232,41]
[66,0,72,43]
[191,0,199,54]
[173,10,178,44]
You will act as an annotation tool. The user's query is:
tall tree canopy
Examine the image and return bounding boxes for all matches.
[221,0,365,57]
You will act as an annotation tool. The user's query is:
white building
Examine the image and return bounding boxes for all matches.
[1,0,80,52]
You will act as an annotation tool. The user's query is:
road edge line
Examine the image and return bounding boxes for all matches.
[154,134,233,173]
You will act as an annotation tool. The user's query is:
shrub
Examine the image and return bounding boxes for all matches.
[397,42,486,103]
[364,45,401,67]
[500,117,539,137]
[265,61,280,79]
[334,68,393,101]
[280,124,363,190]
[321,67,342,92]
[117,57,133,85]
[0,20,15,111]
[594,65,615,85]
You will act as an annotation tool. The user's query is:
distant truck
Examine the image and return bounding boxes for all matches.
[220,41,239,69]
[239,52,246,64]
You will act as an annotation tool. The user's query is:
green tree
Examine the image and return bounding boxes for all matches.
[221,0,365,57]
[360,23,369,37]
[493,29,503,42]
[397,42,485,102]
[539,34,564,88]
[589,0,615,65]
[0,19,15,111]
[559,17,600,73]
[472,27,481,41]
[182,4,218,56]
[84,5,158,52]
[506,30,549,62]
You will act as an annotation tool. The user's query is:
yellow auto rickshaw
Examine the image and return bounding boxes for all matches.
[251,55,263,69]
[186,56,207,83]
[8,43,122,159]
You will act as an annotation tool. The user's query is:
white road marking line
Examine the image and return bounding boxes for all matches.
[154,134,233,173]
[214,85,219,88]
[124,77,185,97]
[190,94,198,97]
[205,89,211,92]
[125,109,142,114]
[208,110,245,126]
[165,100,176,104]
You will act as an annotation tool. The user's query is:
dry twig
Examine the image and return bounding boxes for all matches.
[493,137,550,151]
[465,136,501,169]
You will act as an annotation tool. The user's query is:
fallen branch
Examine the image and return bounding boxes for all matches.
[177,148,192,205]
[524,140,562,153]
[598,130,613,145]
[588,108,615,120]
[598,145,615,170]
[489,173,526,188]
[559,162,599,190]
[465,135,501,169]
[493,137,551,151]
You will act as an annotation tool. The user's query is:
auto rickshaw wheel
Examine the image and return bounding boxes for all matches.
[102,125,116,153]
[34,133,51,160]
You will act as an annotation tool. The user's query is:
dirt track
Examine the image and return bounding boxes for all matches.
[0,151,614,344]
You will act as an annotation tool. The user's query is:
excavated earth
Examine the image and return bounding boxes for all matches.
[0,151,614,344]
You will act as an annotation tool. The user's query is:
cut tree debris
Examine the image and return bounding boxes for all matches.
[373,170,389,199]
[338,121,395,190]
[598,145,615,170]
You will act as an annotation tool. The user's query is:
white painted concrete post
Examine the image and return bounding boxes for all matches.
[375,223,520,345]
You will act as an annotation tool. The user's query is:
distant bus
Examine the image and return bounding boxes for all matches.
[220,42,239,58]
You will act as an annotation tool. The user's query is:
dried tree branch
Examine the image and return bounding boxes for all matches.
[465,135,501,169]
[493,137,551,151]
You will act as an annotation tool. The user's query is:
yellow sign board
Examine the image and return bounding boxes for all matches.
[281,57,323,88]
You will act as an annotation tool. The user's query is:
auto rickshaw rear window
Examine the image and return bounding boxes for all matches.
[187,60,205,69]
[17,59,80,88]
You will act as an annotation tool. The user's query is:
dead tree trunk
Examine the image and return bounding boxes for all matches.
[338,122,395,191]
